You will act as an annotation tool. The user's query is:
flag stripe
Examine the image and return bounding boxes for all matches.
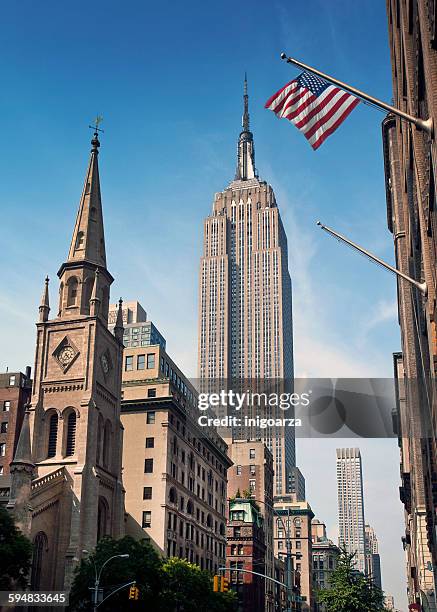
[310,97,360,149]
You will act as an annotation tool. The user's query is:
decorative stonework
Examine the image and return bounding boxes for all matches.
[100,349,113,379]
[52,336,80,373]
[43,384,84,394]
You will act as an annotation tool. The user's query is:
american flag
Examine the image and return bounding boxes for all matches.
[265,71,360,150]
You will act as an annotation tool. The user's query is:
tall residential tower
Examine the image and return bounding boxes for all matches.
[336,448,366,574]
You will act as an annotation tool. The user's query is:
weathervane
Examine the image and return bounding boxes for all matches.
[89,115,104,136]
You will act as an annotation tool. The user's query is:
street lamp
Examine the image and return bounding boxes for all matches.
[82,550,130,611]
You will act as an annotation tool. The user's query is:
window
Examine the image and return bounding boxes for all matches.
[0,466,3,475]
[147,388,156,398]
[249,448,255,459]
[296,540,301,549]
[144,458,154,473]
[0,422,7,434]
[249,479,256,491]
[146,412,155,424]
[137,355,145,370]
[3,401,10,412]
[146,437,154,448]
[143,487,152,500]
[236,465,241,475]
[0,443,5,456]
[142,511,151,528]
[250,464,256,475]
[47,414,58,458]
[66,278,78,307]
[125,356,133,371]
[147,354,155,369]
[65,411,76,456]
[9,376,16,386]
[234,527,241,538]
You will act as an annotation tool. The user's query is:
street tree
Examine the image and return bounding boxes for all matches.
[0,506,33,590]
[317,549,385,612]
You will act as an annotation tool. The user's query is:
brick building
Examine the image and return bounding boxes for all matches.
[227,439,275,608]
[383,1,437,607]
[226,498,266,612]
[0,369,31,477]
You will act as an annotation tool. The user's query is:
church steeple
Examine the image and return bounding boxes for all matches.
[66,132,106,268]
[235,73,256,181]
[57,130,113,321]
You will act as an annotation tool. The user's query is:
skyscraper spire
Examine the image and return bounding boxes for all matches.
[66,131,107,269]
[235,73,256,181]
[242,72,249,132]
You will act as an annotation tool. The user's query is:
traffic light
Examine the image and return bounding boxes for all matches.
[220,577,230,592]
[213,575,220,592]
[128,585,139,600]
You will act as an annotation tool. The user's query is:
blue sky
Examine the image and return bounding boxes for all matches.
[0,1,406,608]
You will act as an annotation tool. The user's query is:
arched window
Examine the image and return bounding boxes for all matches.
[82,277,94,315]
[96,414,104,465]
[31,531,48,590]
[58,282,64,315]
[67,277,78,307]
[65,411,76,457]
[47,413,58,458]
[206,514,213,528]
[169,487,177,504]
[103,420,112,468]
[97,497,109,541]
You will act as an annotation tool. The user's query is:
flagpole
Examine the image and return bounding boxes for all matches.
[316,221,428,296]
[280,53,433,137]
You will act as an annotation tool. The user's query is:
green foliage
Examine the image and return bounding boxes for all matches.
[317,549,385,612]
[70,538,237,612]
[0,506,32,590]
[160,557,236,611]
[69,536,162,610]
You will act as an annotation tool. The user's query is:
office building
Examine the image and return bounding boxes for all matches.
[120,332,231,573]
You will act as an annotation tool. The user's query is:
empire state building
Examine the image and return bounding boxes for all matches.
[197,77,295,495]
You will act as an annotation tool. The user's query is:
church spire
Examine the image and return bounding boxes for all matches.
[39,276,50,322]
[114,298,124,343]
[57,128,114,321]
[66,130,107,269]
[235,73,256,181]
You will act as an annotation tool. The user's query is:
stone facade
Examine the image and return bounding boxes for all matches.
[120,334,231,573]
[384,1,437,607]
[274,496,314,612]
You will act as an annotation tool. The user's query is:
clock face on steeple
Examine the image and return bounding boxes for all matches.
[58,346,75,366]
[53,336,80,373]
